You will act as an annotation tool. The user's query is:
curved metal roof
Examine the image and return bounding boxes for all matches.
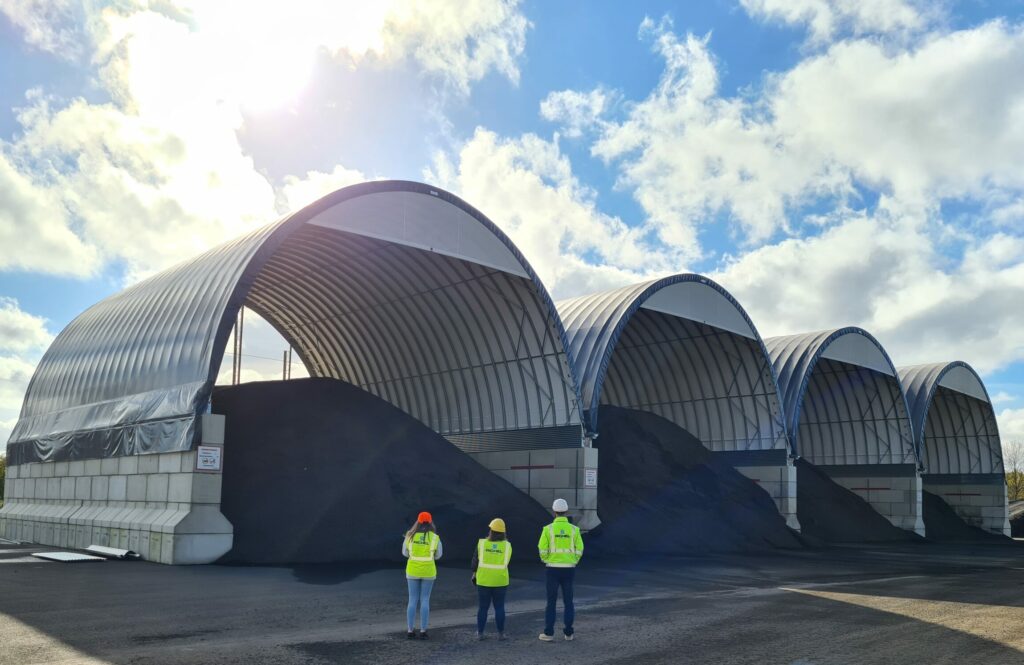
[898,361,1003,475]
[765,328,917,466]
[9,180,583,463]
[557,274,790,453]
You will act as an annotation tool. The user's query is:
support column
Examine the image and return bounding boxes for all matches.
[715,449,800,532]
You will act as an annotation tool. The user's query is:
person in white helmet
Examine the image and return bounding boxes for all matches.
[537,497,583,641]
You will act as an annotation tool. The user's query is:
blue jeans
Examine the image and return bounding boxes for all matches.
[476,585,507,634]
[544,567,575,636]
[407,578,435,631]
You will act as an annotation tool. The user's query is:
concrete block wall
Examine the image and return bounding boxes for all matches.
[733,462,800,531]
[469,447,599,530]
[0,415,233,564]
[828,474,925,536]
[922,479,1010,536]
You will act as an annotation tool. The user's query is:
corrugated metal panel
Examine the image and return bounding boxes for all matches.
[764,328,917,467]
[447,424,584,453]
[557,274,789,453]
[8,181,583,463]
[898,361,1004,475]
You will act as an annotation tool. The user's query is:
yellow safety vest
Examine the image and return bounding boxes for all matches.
[538,517,582,567]
[405,531,439,578]
[476,539,511,587]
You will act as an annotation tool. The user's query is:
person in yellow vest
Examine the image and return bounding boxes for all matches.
[471,518,511,640]
[537,498,583,641]
[403,511,442,639]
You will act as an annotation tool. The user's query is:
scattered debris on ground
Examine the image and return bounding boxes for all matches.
[214,378,550,564]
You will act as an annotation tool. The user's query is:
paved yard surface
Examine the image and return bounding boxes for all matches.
[2,539,1024,664]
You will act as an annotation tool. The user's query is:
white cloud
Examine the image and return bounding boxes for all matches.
[540,88,613,138]
[426,128,681,298]
[0,150,100,276]
[0,297,52,352]
[0,0,83,57]
[992,391,1016,405]
[0,0,529,282]
[739,0,930,43]
[1000,407,1024,442]
[279,165,368,212]
[0,298,52,444]
[543,18,1024,255]
[713,209,1024,376]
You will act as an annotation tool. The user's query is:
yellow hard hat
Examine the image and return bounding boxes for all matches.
[488,518,506,533]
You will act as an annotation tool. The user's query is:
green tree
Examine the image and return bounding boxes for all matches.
[1004,440,1024,502]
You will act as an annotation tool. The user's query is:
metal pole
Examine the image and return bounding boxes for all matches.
[288,347,293,379]
[282,350,288,381]
[232,311,239,385]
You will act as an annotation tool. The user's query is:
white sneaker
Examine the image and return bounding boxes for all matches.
[564,634,574,641]
[538,633,555,642]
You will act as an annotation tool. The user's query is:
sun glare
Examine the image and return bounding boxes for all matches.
[175,1,399,112]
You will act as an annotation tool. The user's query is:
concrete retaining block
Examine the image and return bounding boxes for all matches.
[0,447,234,564]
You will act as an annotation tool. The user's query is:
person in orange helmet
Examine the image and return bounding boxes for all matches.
[403,511,442,639]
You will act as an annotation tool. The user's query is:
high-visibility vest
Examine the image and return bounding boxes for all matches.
[538,517,582,567]
[475,539,511,587]
[405,531,439,578]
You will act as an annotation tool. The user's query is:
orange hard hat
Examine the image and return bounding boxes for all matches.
[417,511,432,524]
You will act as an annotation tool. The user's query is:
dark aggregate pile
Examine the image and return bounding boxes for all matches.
[586,406,802,555]
[923,491,1006,541]
[213,378,550,564]
[795,459,916,543]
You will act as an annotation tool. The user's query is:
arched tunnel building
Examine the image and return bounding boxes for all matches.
[557,275,799,529]
[1,181,592,562]
[765,328,924,535]
[899,362,1010,536]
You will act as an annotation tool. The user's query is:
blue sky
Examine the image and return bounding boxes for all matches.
[0,0,1023,441]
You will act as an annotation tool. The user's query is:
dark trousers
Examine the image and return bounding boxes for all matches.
[544,567,575,636]
[477,585,507,633]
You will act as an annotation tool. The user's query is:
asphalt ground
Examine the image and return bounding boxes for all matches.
[3,539,1024,664]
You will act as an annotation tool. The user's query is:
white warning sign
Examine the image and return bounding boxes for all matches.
[196,445,223,472]
[584,468,598,487]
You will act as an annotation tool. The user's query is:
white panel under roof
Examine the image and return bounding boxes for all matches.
[821,333,894,376]
[307,190,529,278]
[641,281,757,339]
[938,365,989,401]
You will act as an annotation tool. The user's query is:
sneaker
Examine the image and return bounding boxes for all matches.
[498,632,508,641]
[538,633,555,642]
[564,634,574,641]
[419,631,429,640]
[406,631,417,640]
[477,633,486,641]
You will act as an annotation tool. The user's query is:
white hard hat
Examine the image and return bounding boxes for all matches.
[552,498,569,512]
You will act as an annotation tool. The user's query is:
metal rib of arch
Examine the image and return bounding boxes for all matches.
[765,328,917,466]
[557,275,790,453]
[899,362,1003,475]
[8,181,583,463]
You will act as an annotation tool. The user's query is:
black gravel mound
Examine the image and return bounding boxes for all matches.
[795,459,916,543]
[923,491,1006,541]
[1012,512,1024,538]
[213,378,550,564]
[586,406,802,555]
